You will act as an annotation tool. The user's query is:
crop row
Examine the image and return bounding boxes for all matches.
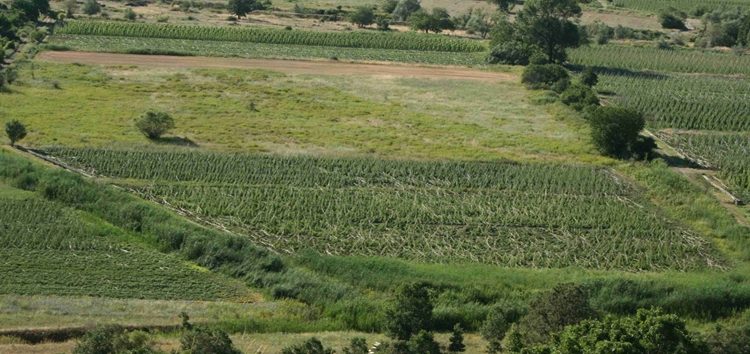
[45,148,628,195]
[610,0,750,12]
[46,148,720,271]
[56,21,487,53]
[570,45,750,75]
[47,35,489,66]
[0,192,245,300]
[598,72,750,131]
[659,131,750,200]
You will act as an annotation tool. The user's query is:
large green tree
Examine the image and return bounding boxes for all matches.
[514,0,583,63]
[385,282,433,341]
[588,106,648,159]
[5,120,27,146]
[227,0,264,18]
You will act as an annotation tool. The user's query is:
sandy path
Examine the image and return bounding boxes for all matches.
[37,51,515,82]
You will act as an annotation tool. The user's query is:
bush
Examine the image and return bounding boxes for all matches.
[481,303,525,354]
[660,7,687,30]
[123,7,136,20]
[588,106,648,159]
[5,120,27,146]
[579,67,598,87]
[521,64,570,91]
[349,6,374,28]
[518,283,596,345]
[343,337,368,354]
[385,282,433,340]
[136,111,175,139]
[560,83,599,111]
[281,337,334,354]
[180,327,241,354]
[73,326,162,354]
[82,0,101,15]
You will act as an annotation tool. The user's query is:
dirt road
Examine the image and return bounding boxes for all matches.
[37,51,515,82]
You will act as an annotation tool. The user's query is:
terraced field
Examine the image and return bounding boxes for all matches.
[43,148,721,271]
[609,0,750,12]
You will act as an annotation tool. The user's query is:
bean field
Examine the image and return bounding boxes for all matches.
[45,148,721,271]
[56,21,487,53]
[0,184,249,300]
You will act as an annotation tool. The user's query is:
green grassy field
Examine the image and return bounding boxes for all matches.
[0,61,601,163]
[609,0,750,12]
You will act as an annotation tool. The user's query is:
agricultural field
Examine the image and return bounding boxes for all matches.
[658,131,750,201]
[45,147,721,271]
[596,73,750,131]
[569,44,750,76]
[0,176,253,301]
[608,0,750,12]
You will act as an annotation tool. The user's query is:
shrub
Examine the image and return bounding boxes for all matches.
[281,337,334,354]
[82,0,101,15]
[349,6,374,28]
[659,7,687,30]
[5,120,27,146]
[481,303,525,354]
[448,324,466,353]
[579,67,598,87]
[180,327,241,354]
[385,282,433,340]
[560,83,600,111]
[73,326,162,354]
[518,283,596,345]
[136,111,175,139]
[588,106,647,159]
[407,330,441,354]
[521,64,570,91]
[343,337,368,354]
[123,7,136,20]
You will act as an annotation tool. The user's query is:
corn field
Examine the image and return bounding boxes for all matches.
[598,73,750,131]
[47,35,489,66]
[570,45,750,75]
[609,0,750,12]
[659,131,750,201]
[0,193,245,300]
[45,148,721,271]
[56,21,487,53]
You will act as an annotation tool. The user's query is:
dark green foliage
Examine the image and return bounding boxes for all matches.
[281,337,334,354]
[391,0,420,22]
[521,64,570,91]
[407,331,441,354]
[543,308,706,354]
[502,324,524,353]
[487,0,518,12]
[136,111,175,139]
[579,67,598,87]
[227,0,264,18]
[513,0,583,63]
[350,6,375,28]
[381,0,398,14]
[487,41,539,65]
[481,303,525,354]
[5,119,27,146]
[385,283,433,340]
[560,83,600,111]
[588,106,650,159]
[180,327,241,354]
[124,7,136,21]
[704,311,750,354]
[81,0,100,15]
[73,326,162,354]
[631,135,657,161]
[448,324,466,353]
[659,7,687,30]
[519,283,596,345]
[409,8,454,33]
[11,0,49,20]
[343,337,368,354]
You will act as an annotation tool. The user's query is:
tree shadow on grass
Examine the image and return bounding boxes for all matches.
[153,136,199,148]
[657,152,705,169]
